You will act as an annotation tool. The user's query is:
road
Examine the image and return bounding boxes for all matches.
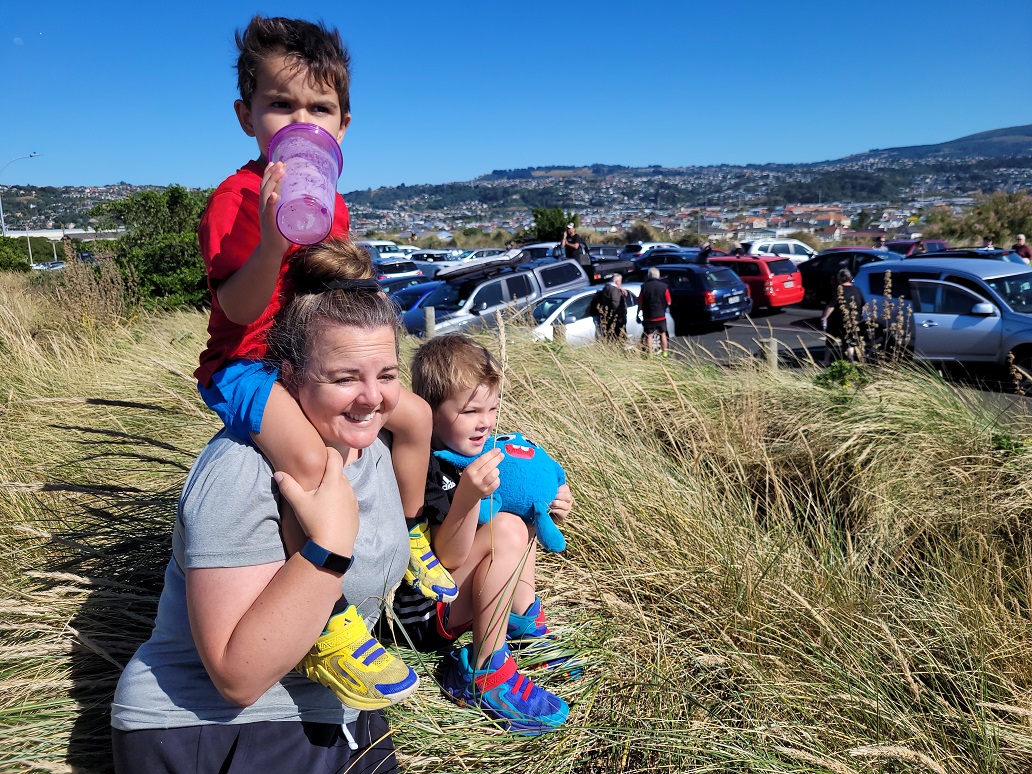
[670,306,827,367]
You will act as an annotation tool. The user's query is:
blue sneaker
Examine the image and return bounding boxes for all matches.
[441,643,569,735]
[507,597,582,676]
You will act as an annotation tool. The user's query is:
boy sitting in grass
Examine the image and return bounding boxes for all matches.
[396,333,575,735]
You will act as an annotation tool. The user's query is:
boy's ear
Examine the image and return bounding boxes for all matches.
[234,100,256,138]
[335,113,351,144]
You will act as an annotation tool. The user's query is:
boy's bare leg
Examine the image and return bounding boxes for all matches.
[447,512,531,668]
[382,388,432,521]
[251,382,328,554]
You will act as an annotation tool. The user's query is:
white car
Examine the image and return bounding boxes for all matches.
[740,238,818,265]
[530,282,674,346]
[356,240,406,259]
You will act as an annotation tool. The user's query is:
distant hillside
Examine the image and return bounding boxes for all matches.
[851,124,1032,162]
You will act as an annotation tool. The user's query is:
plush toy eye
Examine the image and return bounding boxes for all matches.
[494,434,515,443]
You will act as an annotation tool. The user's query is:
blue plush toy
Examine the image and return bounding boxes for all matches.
[434,432,567,552]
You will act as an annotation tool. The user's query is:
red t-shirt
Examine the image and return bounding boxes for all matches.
[194,160,351,386]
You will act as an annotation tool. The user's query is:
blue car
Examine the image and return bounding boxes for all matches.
[387,280,444,313]
[654,263,752,334]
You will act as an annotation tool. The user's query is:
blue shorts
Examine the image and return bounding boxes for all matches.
[198,360,279,440]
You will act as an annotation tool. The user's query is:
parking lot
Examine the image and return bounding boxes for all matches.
[671,306,827,366]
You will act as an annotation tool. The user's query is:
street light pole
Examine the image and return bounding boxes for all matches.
[0,152,42,238]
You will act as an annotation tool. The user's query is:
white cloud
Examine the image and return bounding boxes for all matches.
[13,37,24,45]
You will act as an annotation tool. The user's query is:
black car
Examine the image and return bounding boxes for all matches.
[627,247,728,281]
[798,248,893,307]
[911,248,1028,265]
[654,263,752,335]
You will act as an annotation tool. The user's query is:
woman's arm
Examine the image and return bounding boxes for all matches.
[186,447,357,707]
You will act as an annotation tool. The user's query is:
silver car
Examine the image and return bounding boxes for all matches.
[854,258,1032,370]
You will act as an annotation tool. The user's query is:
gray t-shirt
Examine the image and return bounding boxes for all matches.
[111,429,408,730]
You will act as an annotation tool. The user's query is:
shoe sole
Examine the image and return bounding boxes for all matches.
[304,664,420,710]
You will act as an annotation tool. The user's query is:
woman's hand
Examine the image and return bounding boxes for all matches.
[550,483,574,521]
[274,446,358,557]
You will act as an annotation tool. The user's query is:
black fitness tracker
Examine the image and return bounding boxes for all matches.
[299,539,354,575]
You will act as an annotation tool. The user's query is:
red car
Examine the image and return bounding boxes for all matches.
[710,254,804,309]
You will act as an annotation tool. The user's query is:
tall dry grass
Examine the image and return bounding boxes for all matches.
[2,271,1032,772]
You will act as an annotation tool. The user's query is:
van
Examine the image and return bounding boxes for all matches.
[401,256,589,336]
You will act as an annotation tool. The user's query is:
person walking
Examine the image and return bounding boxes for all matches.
[820,268,866,365]
[637,267,671,357]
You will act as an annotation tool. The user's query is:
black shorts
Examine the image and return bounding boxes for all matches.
[642,319,668,335]
[111,712,397,774]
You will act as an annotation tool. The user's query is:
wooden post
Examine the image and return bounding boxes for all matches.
[759,337,778,370]
[424,306,436,338]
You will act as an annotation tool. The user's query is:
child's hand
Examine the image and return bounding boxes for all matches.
[274,447,358,557]
[457,448,503,501]
[259,161,290,254]
[550,484,574,521]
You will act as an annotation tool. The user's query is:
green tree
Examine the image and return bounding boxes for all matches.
[531,207,577,242]
[90,185,211,308]
[0,237,31,272]
[923,191,1032,245]
[853,210,874,230]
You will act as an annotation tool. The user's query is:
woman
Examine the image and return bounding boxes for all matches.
[110,253,408,772]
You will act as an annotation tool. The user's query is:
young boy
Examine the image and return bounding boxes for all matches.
[404,333,575,735]
[195,16,455,710]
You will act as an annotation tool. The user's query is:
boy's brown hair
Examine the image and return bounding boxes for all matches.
[235,15,352,115]
[410,334,503,411]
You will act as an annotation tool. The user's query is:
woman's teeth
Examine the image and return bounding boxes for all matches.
[346,411,375,421]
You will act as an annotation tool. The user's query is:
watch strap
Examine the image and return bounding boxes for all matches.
[299,539,354,575]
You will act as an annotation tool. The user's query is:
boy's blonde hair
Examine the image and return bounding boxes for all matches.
[411,334,503,411]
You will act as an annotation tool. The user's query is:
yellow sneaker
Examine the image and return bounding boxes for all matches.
[297,605,419,709]
[404,520,458,603]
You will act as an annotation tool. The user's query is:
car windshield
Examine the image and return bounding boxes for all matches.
[456,250,477,260]
[984,272,1032,313]
[703,268,740,288]
[420,281,468,311]
[391,286,433,311]
[532,295,574,323]
[768,259,796,275]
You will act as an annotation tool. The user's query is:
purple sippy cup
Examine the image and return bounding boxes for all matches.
[267,123,344,245]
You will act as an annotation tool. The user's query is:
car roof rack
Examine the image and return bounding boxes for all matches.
[432,249,528,281]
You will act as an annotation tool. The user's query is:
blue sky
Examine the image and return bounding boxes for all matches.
[2,0,1029,194]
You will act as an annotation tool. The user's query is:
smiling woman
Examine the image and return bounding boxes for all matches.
[109,250,408,773]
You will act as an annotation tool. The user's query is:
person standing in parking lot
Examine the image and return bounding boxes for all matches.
[821,268,866,366]
[1013,234,1032,264]
[560,223,582,259]
[873,235,888,251]
[637,267,671,357]
[561,223,591,273]
[591,273,629,342]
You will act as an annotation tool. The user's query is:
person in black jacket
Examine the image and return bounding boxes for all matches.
[590,273,629,342]
[820,268,866,365]
[637,267,671,356]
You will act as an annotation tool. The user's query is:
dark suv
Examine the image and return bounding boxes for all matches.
[402,256,588,336]
[655,263,752,334]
